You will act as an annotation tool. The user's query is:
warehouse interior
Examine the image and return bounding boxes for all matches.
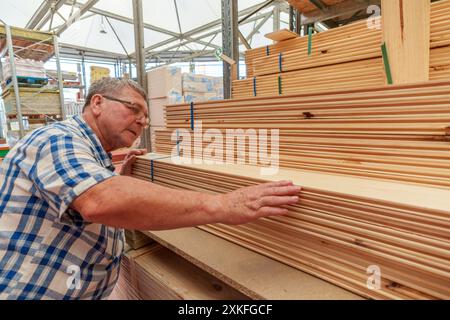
[0,0,449,301]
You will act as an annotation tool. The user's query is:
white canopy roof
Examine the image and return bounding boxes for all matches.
[1,0,289,59]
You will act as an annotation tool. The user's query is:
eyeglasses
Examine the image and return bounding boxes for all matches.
[102,95,149,129]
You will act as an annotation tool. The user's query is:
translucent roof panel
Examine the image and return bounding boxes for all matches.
[57,13,172,55]
[0,0,278,57]
[0,0,45,26]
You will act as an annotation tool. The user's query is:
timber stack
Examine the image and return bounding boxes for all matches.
[133,0,450,300]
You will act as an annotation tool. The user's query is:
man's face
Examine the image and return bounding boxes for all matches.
[97,87,148,150]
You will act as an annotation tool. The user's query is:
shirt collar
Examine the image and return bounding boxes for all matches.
[70,115,115,171]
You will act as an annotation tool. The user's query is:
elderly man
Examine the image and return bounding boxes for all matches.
[0,78,300,300]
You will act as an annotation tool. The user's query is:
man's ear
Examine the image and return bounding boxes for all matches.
[90,94,103,116]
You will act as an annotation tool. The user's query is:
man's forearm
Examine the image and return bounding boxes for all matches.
[73,176,224,230]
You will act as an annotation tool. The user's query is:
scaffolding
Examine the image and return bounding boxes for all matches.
[0,22,65,142]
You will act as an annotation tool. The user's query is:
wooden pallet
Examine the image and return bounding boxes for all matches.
[5,76,48,87]
[0,26,54,61]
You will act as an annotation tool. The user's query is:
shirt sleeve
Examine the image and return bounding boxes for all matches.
[28,134,117,221]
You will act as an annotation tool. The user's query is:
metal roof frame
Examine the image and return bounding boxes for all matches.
[25,0,287,62]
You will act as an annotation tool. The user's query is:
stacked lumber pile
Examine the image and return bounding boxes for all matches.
[234,0,450,99]
[132,155,450,300]
[136,1,450,300]
[2,87,61,116]
[109,245,146,300]
[124,230,152,250]
[137,80,450,300]
[110,243,249,300]
[153,81,450,188]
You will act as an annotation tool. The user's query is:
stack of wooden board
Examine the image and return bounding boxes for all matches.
[109,245,147,300]
[235,0,450,99]
[144,227,362,299]
[131,155,450,300]
[2,86,61,116]
[234,58,386,98]
[251,20,382,78]
[110,243,249,300]
[430,46,450,80]
[152,81,450,188]
[124,230,152,250]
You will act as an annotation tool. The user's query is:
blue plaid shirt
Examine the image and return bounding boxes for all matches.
[0,115,124,300]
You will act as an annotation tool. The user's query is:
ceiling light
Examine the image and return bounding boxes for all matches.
[100,16,107,34]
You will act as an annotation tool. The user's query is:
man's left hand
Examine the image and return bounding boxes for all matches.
[119,149,147,176]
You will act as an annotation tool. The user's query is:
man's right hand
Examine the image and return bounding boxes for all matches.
[217,180,301,225]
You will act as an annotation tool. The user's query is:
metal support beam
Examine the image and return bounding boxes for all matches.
[146,10,268,60]
[0,58,3,82]
[246,12,272,42]
[132,0,145,87]
[80,51,87,97]
[173,0,183,35]
[289,6,301,34]
[60,43,128,60]
[238,32,251,50]
[238,0,275,24]
[76,62,84,98]
[36,0,67,30]
[105,16,130,57]
[56,0,99,35]
[147,50,216,69]
[144,1,274,54]
[221,0,239,99]
[132,0,151,151]
[64,0,221,55]
[66,0,180,37]
[26,0,52,29]
[5,24,25,138]
[273,4,281,32]
[53,35,67,120]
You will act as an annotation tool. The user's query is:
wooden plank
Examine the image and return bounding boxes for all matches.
[133,243,250,300]
[0,25,53,42]
[382,0,431,84]
[143,228,362,300]
[264,29,299,42]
